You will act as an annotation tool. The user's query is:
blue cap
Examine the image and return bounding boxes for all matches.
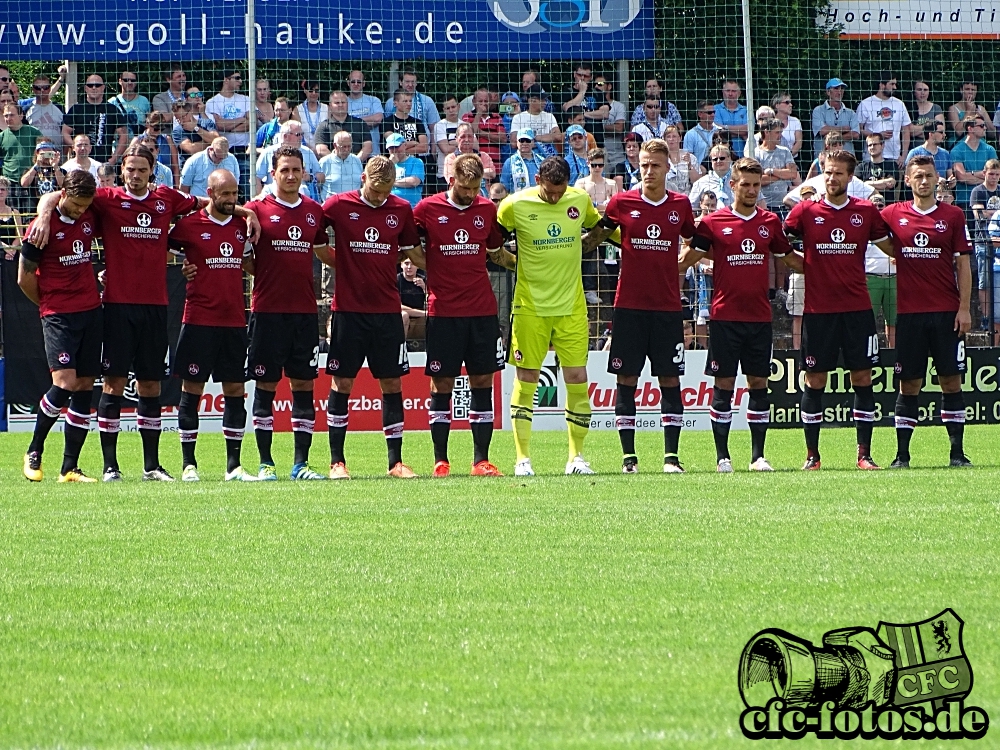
[825,78,847,89]
[517,128,535,141]
[565,124,587,139]
[502,91,522,104]
[384,132,405,148]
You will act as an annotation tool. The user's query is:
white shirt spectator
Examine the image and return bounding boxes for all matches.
[433,119,461,179]
[295,101,328,150]
[60,157,100,178]
[632,120,669,142]
[510,111,559,143]
[206,92,252,148]
[780,116,802,152]
[689,171,734,208]
[856,95,911,160]
[865,242,894,275]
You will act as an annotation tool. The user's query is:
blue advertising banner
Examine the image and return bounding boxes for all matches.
[0,0,652,60]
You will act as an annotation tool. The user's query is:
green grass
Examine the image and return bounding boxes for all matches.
[1,426,999,748]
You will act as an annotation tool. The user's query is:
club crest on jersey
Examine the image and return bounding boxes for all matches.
[155,200,167,214]
[188,364,199,375]
[710,360,719,372]
[630,210,641,218]
[814,216,825,224]
[58,352,70,365]
[254,365,266,377]
[328,359,340,371]
[269,214,281,223]
[610,357,622,370]
[668,211,680,224]
[935,220,948,233]
[220,242,234,257]
[437,215,449,224]
[429,360,442,373]
[805,355,817,368]
[386,214,399,228]
[137,213,152,228]
[567,206,580,219]
[831,228,846,243]
[55,232,65,239]
[201,232,212,240]
[287,226,302,240]
[102,359,111,371]
[646,224,662,239]
[894,362,902,374]
[73,240,86,254]
[82,222,92,235]
[236,231,245,242]
[454,229,470,244]
[349,212,360,220]
[914,232,929,247]
[722,227,734,235]
[473,215,485,229]
[741,238,756,254]
[306,213,317,226]
[850,213,864,227]
[514,349,523,362]
[365,227,380,242]
[758,225,770,239]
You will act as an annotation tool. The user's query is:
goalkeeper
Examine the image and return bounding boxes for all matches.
[493,156,602,476]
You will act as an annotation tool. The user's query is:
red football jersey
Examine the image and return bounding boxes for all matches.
[784,197,890,314]
[246,194,327,315]
[604,190,697,312]
[323,191,421,314]
[21,209,101,317]
[169,210,249,327]
[881,201,971,315]
[692,207,791,322]
[413,192,503,318]
[96,186,198,305]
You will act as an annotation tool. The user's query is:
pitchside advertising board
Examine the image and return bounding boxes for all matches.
[0,0,651,60]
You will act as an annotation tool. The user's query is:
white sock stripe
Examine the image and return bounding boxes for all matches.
[222,428,245,440]
[469,410,494,424]
[97,417,120,433]
[660,413,684,427]
[709,408,732,423]
[291,418,315,434]
[894,416,917,429]
[326,412,349,429]
[428,410,452,424]
[615,416,636,430]
[136,417,162,431]
[179,429,198,442]
[941,410,966,423]
[383,421,404,439]
[66,409,90,428]
[801,412,823,424]
[40,394,62,418]
[747,409,770,423]
[253,416,274,431]
[853,409,876,422]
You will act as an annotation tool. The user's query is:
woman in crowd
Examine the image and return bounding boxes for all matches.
[294,79,327,150]
[771,91,802,156]
[611,132,642,191]
[575,147,618,214]
[143,111,180,187]
[911,79,945,138]
[664,125,702,194]
[948,79,995,141]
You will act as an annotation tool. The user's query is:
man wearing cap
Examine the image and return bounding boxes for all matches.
[0,104,43,211]
[564,124,592,185]
[386,132,424,208]
[501,129,543,194]
[510,85,560,158]
[811,78,861,157]
[856,72,911,168]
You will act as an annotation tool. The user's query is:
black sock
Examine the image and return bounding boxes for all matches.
[61,390,92,474]
[97,393,122,472]
[429,392,452,463]
[748,388,770,462]
[942,392,966,459]
[178,391,200,468]
[894,393,919,462]
[660,385,683,461]
[137,396,162,472]
[853,384,876,458]
[327,390,349,465]
[615,384,637,457]
[470,388,494,464]
[383,391,404,469]
[291,389,315,466]
[801,386,824,459]
[710,386,733,462]
[222,395,246,473]
[29,385,72,456]
[252,388,275,465]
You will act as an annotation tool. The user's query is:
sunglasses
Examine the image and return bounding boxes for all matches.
[0,77,9,82]
[645,105,660,109]
[85,82,105,88]
[700,110,715,115]
[711,156,730,162]
[780,100,792,104]
[33,85,51,92]
[590,163,605,167]
[121,77,138,83]
[188,92,203,98]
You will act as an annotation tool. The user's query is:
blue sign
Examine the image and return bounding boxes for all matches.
[0,0,651,60]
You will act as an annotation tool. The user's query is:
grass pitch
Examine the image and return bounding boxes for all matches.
[1,426,998,748]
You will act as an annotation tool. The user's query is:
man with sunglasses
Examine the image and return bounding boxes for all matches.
[554,63,609,146]
[629,78,682,132]
[24,75,63,146]
[63,76,128,165]
[631,97,669,143]
[952,116,998,208]
[110,70,150,141]
[684,100,721,169]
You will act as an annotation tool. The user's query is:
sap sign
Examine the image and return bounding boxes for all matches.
[0,0,651,61]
